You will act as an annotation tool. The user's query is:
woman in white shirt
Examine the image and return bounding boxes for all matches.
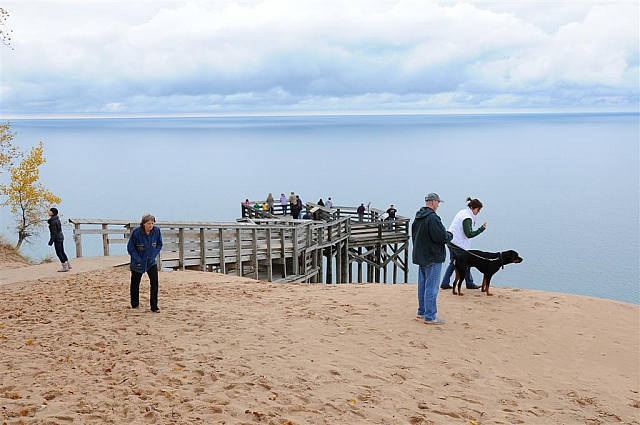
[440,197,487,290]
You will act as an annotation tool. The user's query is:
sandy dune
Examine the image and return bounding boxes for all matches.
[0,265,638,424]
[0,244,31,271]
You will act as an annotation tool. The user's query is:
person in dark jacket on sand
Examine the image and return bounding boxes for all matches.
[411,193,452,325]
[127,213,163,313]
[47,207,71,272]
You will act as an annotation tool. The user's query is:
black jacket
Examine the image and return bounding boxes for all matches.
[411,207,452,266]
[47,215,64,245]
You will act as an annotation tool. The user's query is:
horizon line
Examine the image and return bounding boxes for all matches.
[1,108,639,120]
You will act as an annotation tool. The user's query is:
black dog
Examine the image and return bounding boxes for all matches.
[452,249,523,296]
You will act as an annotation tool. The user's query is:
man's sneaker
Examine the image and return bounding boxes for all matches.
[424,317,446,325]
[440,284,452,289]
[466,284,481,289]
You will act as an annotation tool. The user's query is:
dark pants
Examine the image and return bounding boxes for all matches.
[131,264,159,311]
[54,241,68,263]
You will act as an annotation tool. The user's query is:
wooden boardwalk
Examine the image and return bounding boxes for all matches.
[69,202,410,284]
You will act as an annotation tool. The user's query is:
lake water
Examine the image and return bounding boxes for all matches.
[2,113,638,304]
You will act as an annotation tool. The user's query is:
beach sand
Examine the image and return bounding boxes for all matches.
[0,264,638,424]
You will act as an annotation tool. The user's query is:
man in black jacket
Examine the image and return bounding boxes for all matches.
[412,193,452,325]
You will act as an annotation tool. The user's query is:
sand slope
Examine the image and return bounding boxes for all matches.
[0,244,31,271]
[0,267,638,424]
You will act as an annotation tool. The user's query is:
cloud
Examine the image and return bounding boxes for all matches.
[0,0,638,115]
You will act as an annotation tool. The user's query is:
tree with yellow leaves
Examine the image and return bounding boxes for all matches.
[0,141,62,250]
[0,124,20,171]
[0,7,13,49]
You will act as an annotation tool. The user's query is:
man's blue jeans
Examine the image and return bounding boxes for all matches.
[441,246,474,287]
[417,262,443,321]
[388,217,395,230]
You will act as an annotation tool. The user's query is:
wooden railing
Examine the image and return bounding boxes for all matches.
[69,219,131,258]
[70,202,409,284]
[70,217,350,283]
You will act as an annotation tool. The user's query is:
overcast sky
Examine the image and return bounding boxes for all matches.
[0,0,638,116]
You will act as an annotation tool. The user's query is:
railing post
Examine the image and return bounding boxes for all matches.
[74,222,82,258]
[311,228,318,283]
[342,240,349,284]
[236,228,242,277]
[266,228,273,282]
[252,228,259,279]
[178,228,185,270]
[393,242,398,284]
[218,227,226,274]
[357,247,363,283]
[280,228,286,279]
[326,223,333,284]
[375,243,382,283]
[200,228,206,271]
[405,222,410,283]
[102,224,109,256]
[336,240,342,285]
[341,220,349,284]
[293,227,300,275]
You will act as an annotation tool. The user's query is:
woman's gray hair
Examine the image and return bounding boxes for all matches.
[140,213,156,226]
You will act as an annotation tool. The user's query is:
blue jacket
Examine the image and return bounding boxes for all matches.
[411,207,452,266]
[127,226,163,273]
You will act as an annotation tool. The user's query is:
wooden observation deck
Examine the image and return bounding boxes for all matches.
[69,202,410,284]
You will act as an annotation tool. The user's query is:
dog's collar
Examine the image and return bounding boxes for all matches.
[499,252,504,269]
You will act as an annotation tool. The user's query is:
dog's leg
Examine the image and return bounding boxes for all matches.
[481,276,487,293]
[452,268,459,295]
[457,269,464,296]
[485,275,494,296]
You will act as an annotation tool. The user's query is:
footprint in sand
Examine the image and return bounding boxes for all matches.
[528,388,548,400]
[499,376,523,388]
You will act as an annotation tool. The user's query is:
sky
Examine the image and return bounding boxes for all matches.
[0,0,638,117]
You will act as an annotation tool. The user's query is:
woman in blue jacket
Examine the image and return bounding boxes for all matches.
[127,213,163,312]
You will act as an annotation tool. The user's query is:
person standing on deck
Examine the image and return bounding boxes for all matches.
[357,203,366,222]
[318,198,325,207]
[288,191,297,217]
[386,204,398,230]
[412,193,452,325]
[296,195,304,219]
[266,193,275,214]
[280,193,288,215]
[325,197,333,209]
